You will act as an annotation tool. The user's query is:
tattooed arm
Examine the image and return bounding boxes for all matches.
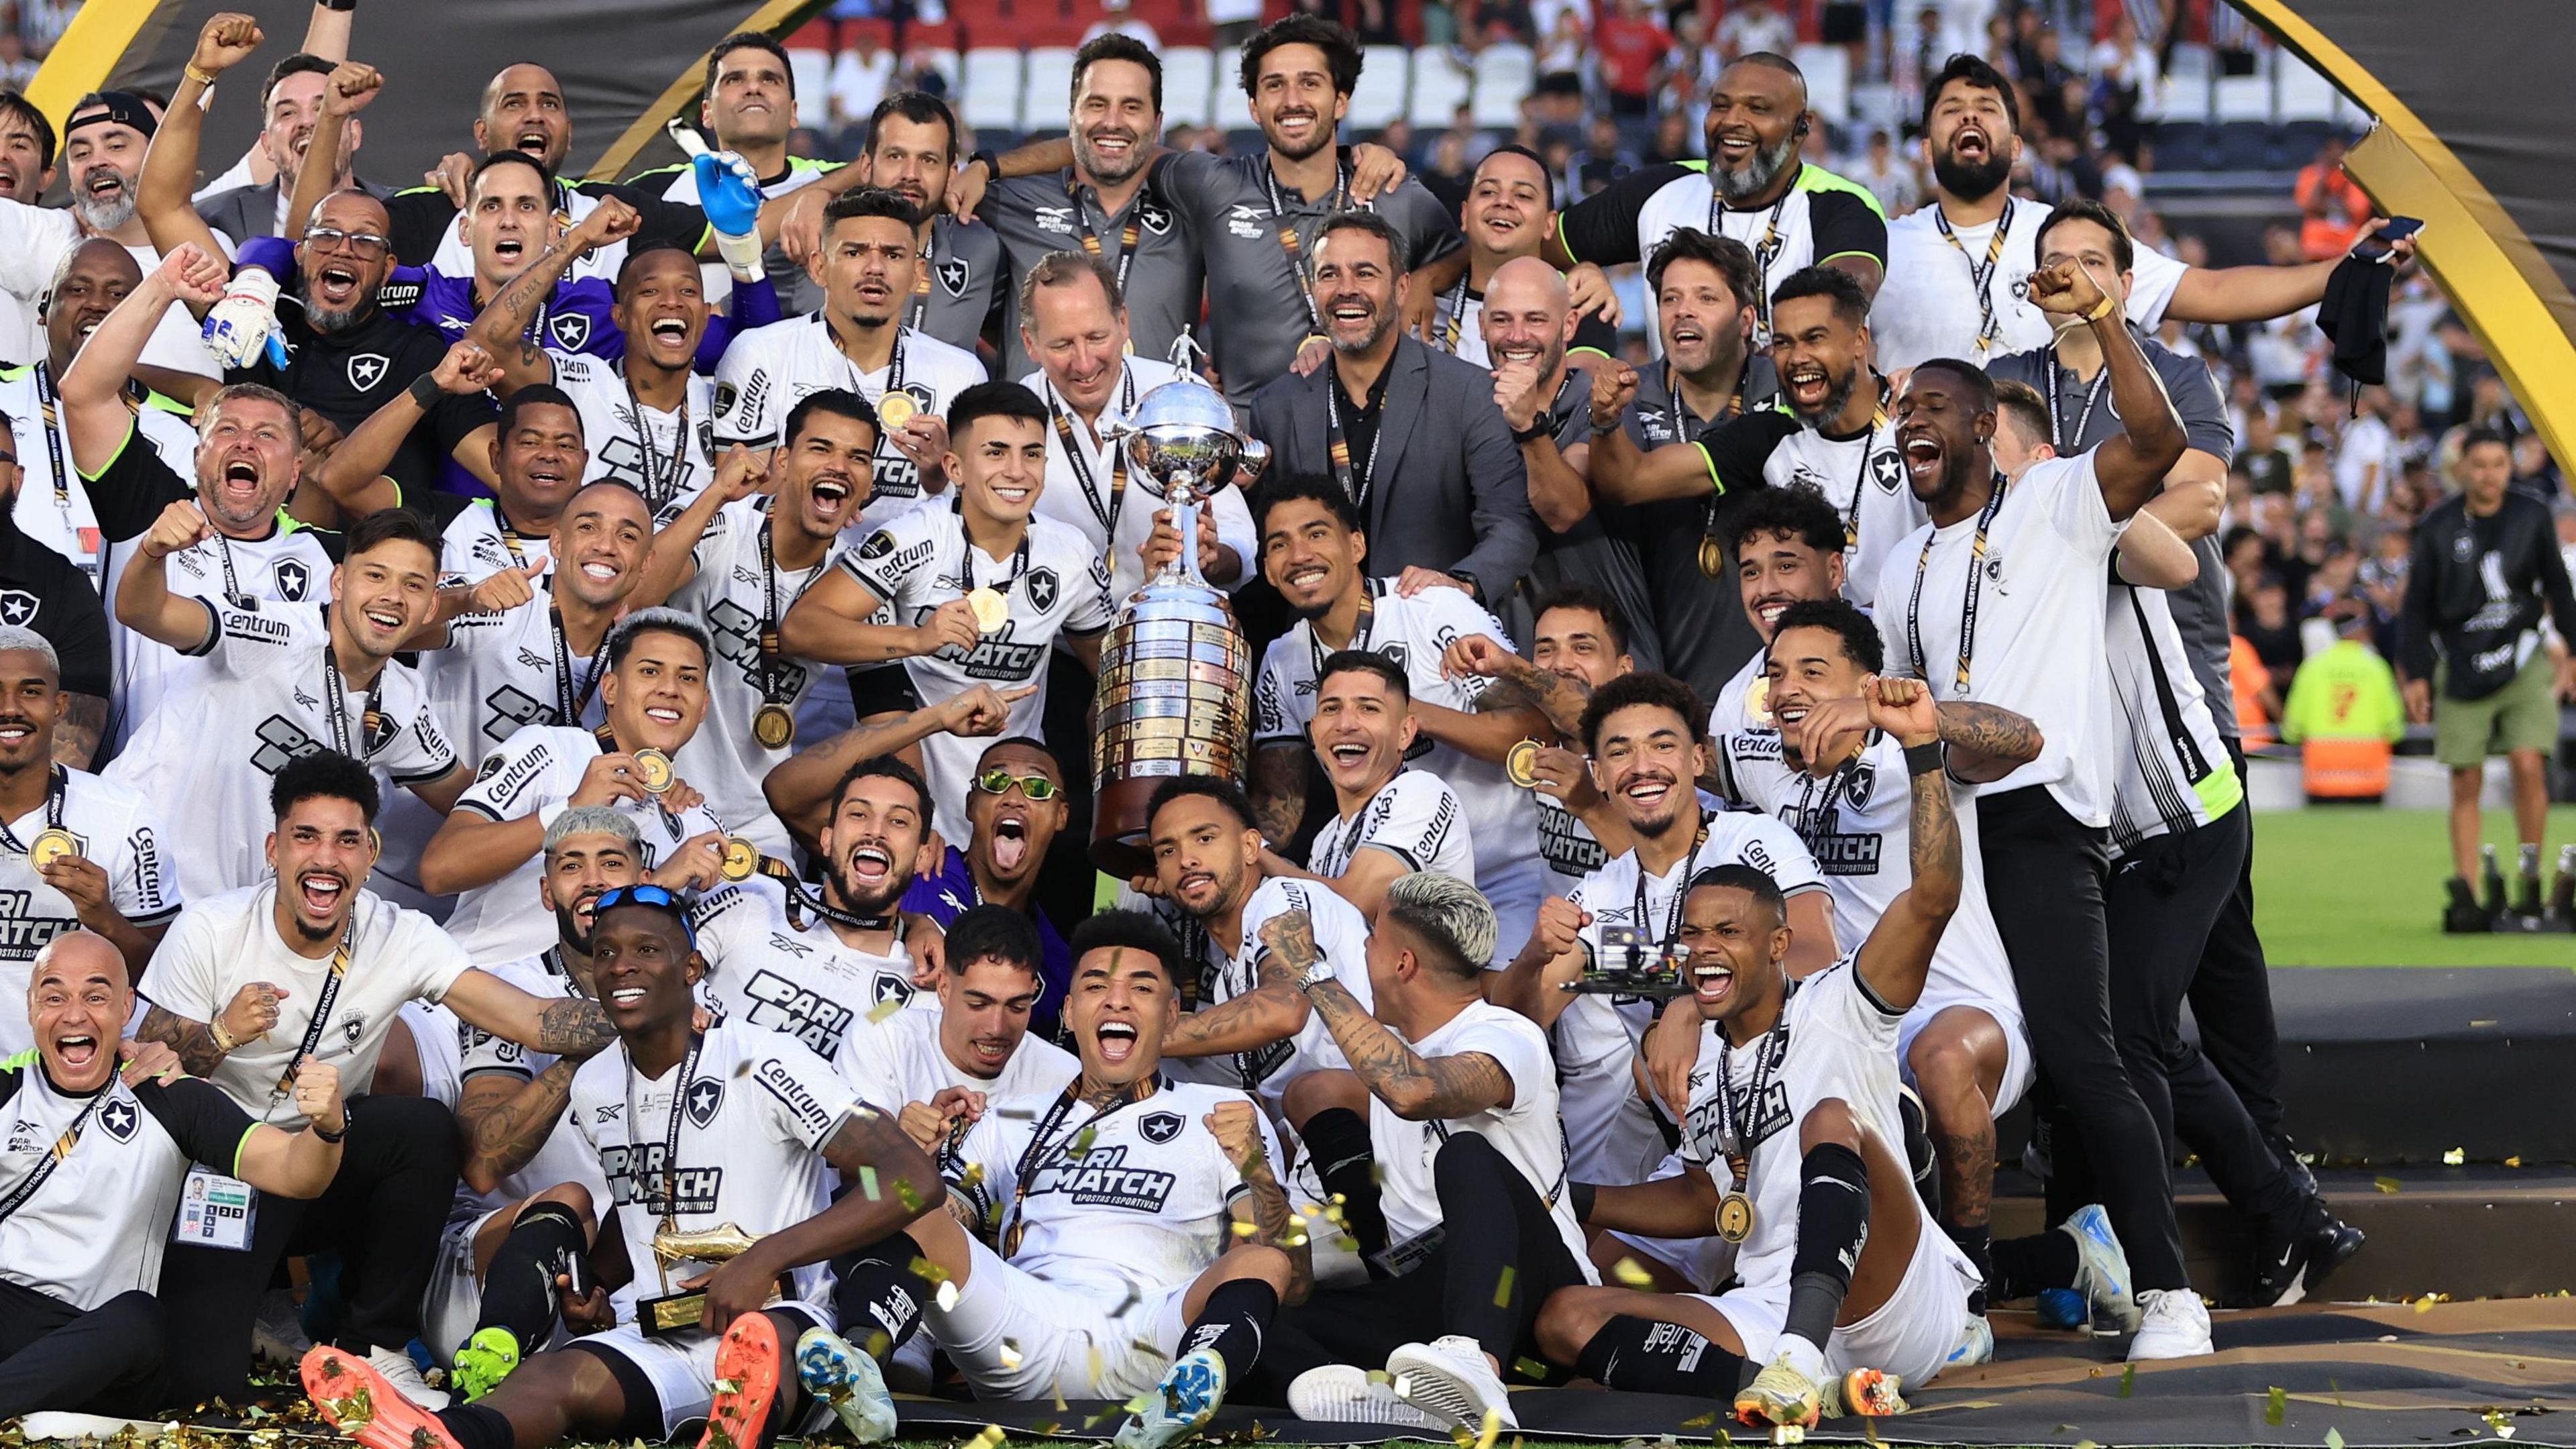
[441,972,621,1059]
[1249,743,1309,847]
[456,1057,584,1193]
[1933,700,2043,784]
[1855,678,1960,1013]
[1157,948,1312,1060]
[1213,1099,1313,1303]
[1484,651,1595,741]
[1260,910,1515,1121]
[698,1105,941,1330]
[54,694,106,769]
[135,980,286,1077]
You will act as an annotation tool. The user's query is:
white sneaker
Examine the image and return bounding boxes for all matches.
[250,1289,312,1366]
[1387,1335,1517,1432]
[19,1413,174,1442]
[2127,1288,2214,1361]
[795,1327,898,1443]
[1943,1313,1994,1372]
[1287,1364,1443,1428]
[2061,1204,2143,1334]
[364,1345,451,1411]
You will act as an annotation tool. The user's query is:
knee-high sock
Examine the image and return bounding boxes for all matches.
[436,1405,516,1449]
[1299,1107,1388,1263]
[1574,1315,1748,1397]
[1177,1279,1277,1383]
[1780,1142,1870,1377]
[474,1202,587,1353]
[833,1231,933,1357]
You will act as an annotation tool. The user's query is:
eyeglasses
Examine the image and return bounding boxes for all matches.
[593,883,697,944]
[303,227,392,260]
[973,769,1061,801]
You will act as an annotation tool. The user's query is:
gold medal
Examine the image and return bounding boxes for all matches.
[1699,533,1727,580]
[719,837,761,883]
[28,828,79,869]
[875,391,917,430]
[1504,739,1544,789]
[1745,676,1772,724]
[751,702,796,751]
[966,586,1008,633]
[632,749,674,795]
[1717,1190,1756,1244]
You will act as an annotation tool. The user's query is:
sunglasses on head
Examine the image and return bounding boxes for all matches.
[593,883,696,944]
[973,769,1061,801]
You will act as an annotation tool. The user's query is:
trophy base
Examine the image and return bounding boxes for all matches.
[636,1275,792,1339]
[1089,775,1163,880]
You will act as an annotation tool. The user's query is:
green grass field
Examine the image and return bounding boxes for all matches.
[2252,804,2576,966]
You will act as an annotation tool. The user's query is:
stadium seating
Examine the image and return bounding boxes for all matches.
[959,47,1025,132]
[1023,46,1079,133]
[1406,46,1472,129]
[1470,44,1535,129]
[1163,46,1218,127]
[1348,43,1409,129]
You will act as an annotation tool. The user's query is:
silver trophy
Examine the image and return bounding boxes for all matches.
[1089,341,1271,873]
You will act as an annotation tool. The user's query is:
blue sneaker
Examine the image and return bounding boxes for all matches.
[2035,1287,2089,1330]
[794,1326,897,1444]
[2062,1204,2142,1334]
[1114,1347,1226,1449]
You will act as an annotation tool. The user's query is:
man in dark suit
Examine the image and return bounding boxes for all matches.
[1246,211,1536,608]
[193,53,388,245]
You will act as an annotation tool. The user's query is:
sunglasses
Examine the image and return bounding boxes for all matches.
[973,769,1061,801]
[594,883,697,944]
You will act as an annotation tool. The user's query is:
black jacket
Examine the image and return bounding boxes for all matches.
[2398,490,2576,700]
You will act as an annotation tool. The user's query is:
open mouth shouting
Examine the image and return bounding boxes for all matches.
[809,469,858,521]
[297,868,350,920]
[53,1030,103,1072]
[1782,360,1835,414]
[647,315,692,352]
[1690,952,1734,1008]
[80,167,127,205]
[213,454,268,513]
[1321,733,1380,787]
[515,127,553,160]
[313,262,364,309]
[1947,122,1991,166]
[1899,425,1946,489]
[845,841,895,892]
[1094,1017,1140,1065]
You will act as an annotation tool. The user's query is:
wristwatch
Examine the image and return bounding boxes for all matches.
[1293,956,1337,992]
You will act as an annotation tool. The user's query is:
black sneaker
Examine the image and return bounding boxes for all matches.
[2444,876,2490,933]
[2511,872,2545,920]
[2300,1214,2367,1299]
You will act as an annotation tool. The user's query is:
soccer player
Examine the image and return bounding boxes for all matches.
[1441,584,1640,888]
[421,609,725,964]
[713,188,987,509]
[1250,475,1548,962]
[783,381,1112,833]
[0,932,345,1422]
[300,883,943,1449]
[845,902,1079,1116]
[1532,676,1981,1429]
[893,737,1078,1028]
[824,91,1001,349]
[1247,875,1592,1434]
[1265,649,1476,921]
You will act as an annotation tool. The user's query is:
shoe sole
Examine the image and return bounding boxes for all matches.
[1287,1373,1442,1429]
[794,1329,898,1444]
[2068,1209,2144,1334]
[1387,1348,1507,1432]
[1731,1388,1821,1430]
[1841,1368,1907,1417]
[454,1328,521,1403]
[700,1316,783,1449]
[301,1346,462,1449]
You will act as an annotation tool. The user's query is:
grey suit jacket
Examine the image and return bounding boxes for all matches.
[196,178,395,246]
[1244,334,1537,605]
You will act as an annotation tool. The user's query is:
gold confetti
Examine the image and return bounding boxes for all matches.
[2327,1430,2346,1449]
[998,1340,1023,1370]
[1493,1265,1517,1307]
[2506,1157,2522,1169]
[2119,1364,2135,1399]
[867,997,908,1022]
[2373,1176,2402,1194]
[1232,1220,1256,1237]
[2415,1293,2442,1313]
[1679,1413,1717,1430]
[858,1166,881,1199]
[2265,1387,2286,1426]
[909,1256,952,1285]
[959,1163,986,1189]
[1612,1256,1656,1287]
[1475,1407,1503,1449]
[2444,1148,2467,1166]
[1513,1357,1550,1380]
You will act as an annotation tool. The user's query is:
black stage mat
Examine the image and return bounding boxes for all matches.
[888,1300,2576,1448]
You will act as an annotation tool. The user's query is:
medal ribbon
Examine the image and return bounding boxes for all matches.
[618,369,693,512]
[0,765,70,853]
[550,604,609,726]
[1713,179,1794,337]
[1904,472,2011,694]
[267,918,360,1114]
[1933,199,2015,358]
[1049,368,1137,540]
[319,645,387,761]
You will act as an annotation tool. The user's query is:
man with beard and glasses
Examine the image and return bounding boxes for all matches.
[1586,229,1781,698]
[139,749,625,1409]
[692,755,949,1059]
[1550,54,1886,348]
[1429,146,1616,367]
[1870,53,2419,374]
[196,48,386,246]
[1871,260,2204,1359]
[1250,475,1546,962]
[421,610,725,965]
[714,189,986,511]
[59,249,346,753]
[1246,214,1536,609]
[0,240,201,584]
[0,628,178,1050]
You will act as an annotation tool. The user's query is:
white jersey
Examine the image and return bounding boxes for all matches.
[419,588,610,763]
[0,769,180,1058]
[138,882,472,1126]
[0,363,197,582]
[428,949,612,1232]
[1256,580,1545,955]
[1714,727,2017,1033]
[570,1021,858,1322]
[0,203,230,378]
[671,498,854,855]
[838,504,1113,833]
[1870,201,2189,374]
[103,521,339,755]
[105,601,457,900]
[837,1004,1079,1116]
[1707,653,1770,758]
[712,316,987,506]
[1560,162,1887,347]
[425,184,625,285]
[1306,769,1476,886]
[1021,358,1259,603]
[441,725,726,963]
[1760,407,1925,612]
[1118,875,1375,1110]
[1373,1002,1593,1277]
[1535,793,1610,885]
[2103,580,2243,855]
[552,352,718,520]
[1874,452,2126,827]
[692,881,930,1065]
[946,1076,1280,1303]
[1555,815,1828,1184]
[433,498,555,587]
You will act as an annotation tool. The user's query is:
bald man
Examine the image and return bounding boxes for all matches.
[1485,256,1657,667]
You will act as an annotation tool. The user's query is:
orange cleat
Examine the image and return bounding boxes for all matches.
[698,1314,785,1449]
[301,1346,464,1449]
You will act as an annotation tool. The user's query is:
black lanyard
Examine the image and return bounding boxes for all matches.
[319,644,384,760]
[1713,179,1794,336]
[1049,369,1137,540]
[769,855,900,936]
[1307,583,1378,678]
[1933,199,2014,359]
[269,916,360,1112]
[619,370,692,512]
[627,1034,703,1228]
[33,361,69,513]
[2045,355,2110,453]
[0,765,68,853]
[1711,976,1797,1179]
[1324,376,1383,511]
[1262,158,1352,330]
[1631,824,1712,959]
[1681,366,1752,571]
[1008,1074,1157,1231]
[549,604,608,726]
[1070,175,1141,297]
[1833,381,1892,551]
[0,1087,108,1224]
[756,516,825,704]
[950,497,1032,596]
[830,320,910,474]
[542,945,590,998]
[1905,473,2011,695]
[215,534,250,608]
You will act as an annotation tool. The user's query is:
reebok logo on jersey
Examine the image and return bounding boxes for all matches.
[1027,1142,1177,1212]
[741,969,857,1058]
[754,1056,845,1137]
[1225,204,1267,239]
[1034,206,1075,235]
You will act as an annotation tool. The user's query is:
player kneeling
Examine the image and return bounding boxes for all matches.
[1537,677,1983,1429]
[299,886,942,1449]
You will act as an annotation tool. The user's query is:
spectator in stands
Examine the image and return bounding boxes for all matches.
[1846,127,1919,215]
[829,30,897,129]
[2295,133,2372,262]
[2237,574,2302,720]
[1715,0,1794,62]
[0,30,36,91]
[1592,0,1671,117]
[1534,9,1589,108]
[1646,109,1695,166]
[1574,114,1640,193]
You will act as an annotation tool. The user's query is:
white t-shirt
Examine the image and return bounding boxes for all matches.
[440,725,725,963]
[0,769,181,1058]
[104,601,457,900]
[1873,451,2127,827]
[1021,357,1260,603]
[138,883,472,1126]
[1256,580,1545,955]
[1306,769,1477,885]
[1559,162,1887,347]
[1869,201,2189,373]
[101,520,340,755]
[946,1076,1279,1303]
[1760,409,1926,612]
[1119,875,1376,1112]
[0,203,231,379]
[431,498,555,588]
[837,1004,1079,1116]
[570,1021,857,1324]
[712,316,987,507]
[837,504,1114,833]
[692,880,930,1065]
[1372,1001,1593,1278]
[552,352,717,521]
[425,949,612,1232]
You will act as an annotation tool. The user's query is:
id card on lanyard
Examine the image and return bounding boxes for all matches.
[175,1165,258,1250]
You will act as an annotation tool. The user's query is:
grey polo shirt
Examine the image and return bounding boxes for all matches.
[980,168,1203,384]
[910,214,1006,356]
